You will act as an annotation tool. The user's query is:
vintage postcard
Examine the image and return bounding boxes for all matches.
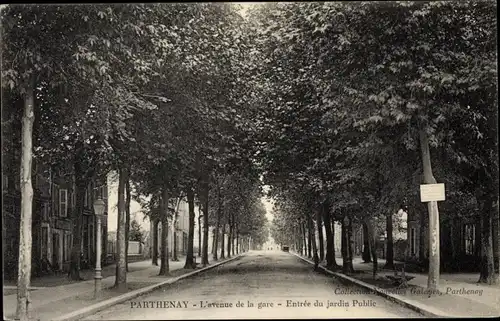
[2,1,498,320]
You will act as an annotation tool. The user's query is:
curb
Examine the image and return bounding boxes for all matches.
[53,254,245,321]
[291,252,448,318]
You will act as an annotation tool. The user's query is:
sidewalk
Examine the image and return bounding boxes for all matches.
[297,253,500,317]
[3,255,203,321]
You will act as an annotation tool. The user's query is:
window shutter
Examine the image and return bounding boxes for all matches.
[60,189,68,217]
[53,184,60,217]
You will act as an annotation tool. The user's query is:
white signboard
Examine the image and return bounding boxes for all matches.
[420,183,445,202]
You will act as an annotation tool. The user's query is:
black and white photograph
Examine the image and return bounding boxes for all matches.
[1,1,498,320]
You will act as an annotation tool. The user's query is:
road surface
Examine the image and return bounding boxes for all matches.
[84,250,421,319]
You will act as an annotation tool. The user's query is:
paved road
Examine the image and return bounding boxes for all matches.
[84,251,421,319]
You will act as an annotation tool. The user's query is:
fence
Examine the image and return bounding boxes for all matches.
[107,240,144,262]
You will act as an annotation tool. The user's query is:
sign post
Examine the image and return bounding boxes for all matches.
[420,184,445,202]
[420,183,446,291]
[419,128,445,291]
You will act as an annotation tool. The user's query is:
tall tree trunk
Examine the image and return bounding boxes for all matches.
[419,128,440,290]
[478,194,496,284]
[211,228,216,255]
[331,218,339,267]
[308,213,319,269]
[16,77,35,321]
[202,180,209,266]
[307,222,312,258]
[214,194,222,260]
[152,219,158,266]
[301,222,307,256]
[172,225,178,261]
[213,226,219,260]
[346,216,355,272]
[362,221,371,263]
[232,231,236,256]
[184,188,196,269]
[236,230,239,255]
[114,167,128,290]
[198,208,202,258]
[69,143,87,281]
[231,213,236,256]
[159,189,170,276]
[366,217,378,278]
[341,219,347,272]
[316,208,324,262]
[342,216,354,274]
[220,224,226,259]
[172,196,180,261]
[297,226,303,256]
[227,216,232,258]
[384,213,394,269]
[125,177,131,272]
[324,206,334,267]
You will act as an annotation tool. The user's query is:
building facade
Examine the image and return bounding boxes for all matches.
[406,209,481,272]
[2,158,108,279]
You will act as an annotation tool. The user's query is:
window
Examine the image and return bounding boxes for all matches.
[409,227,417,256]
[84,189,89,207]
[94,185,107,200]
[464,224,475,255]
[42,203,49,221]
[59,189,68,217]
[2,175,8,190]
[52,184,60,216]
[100,186,107,200]
[41,226,48,258]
